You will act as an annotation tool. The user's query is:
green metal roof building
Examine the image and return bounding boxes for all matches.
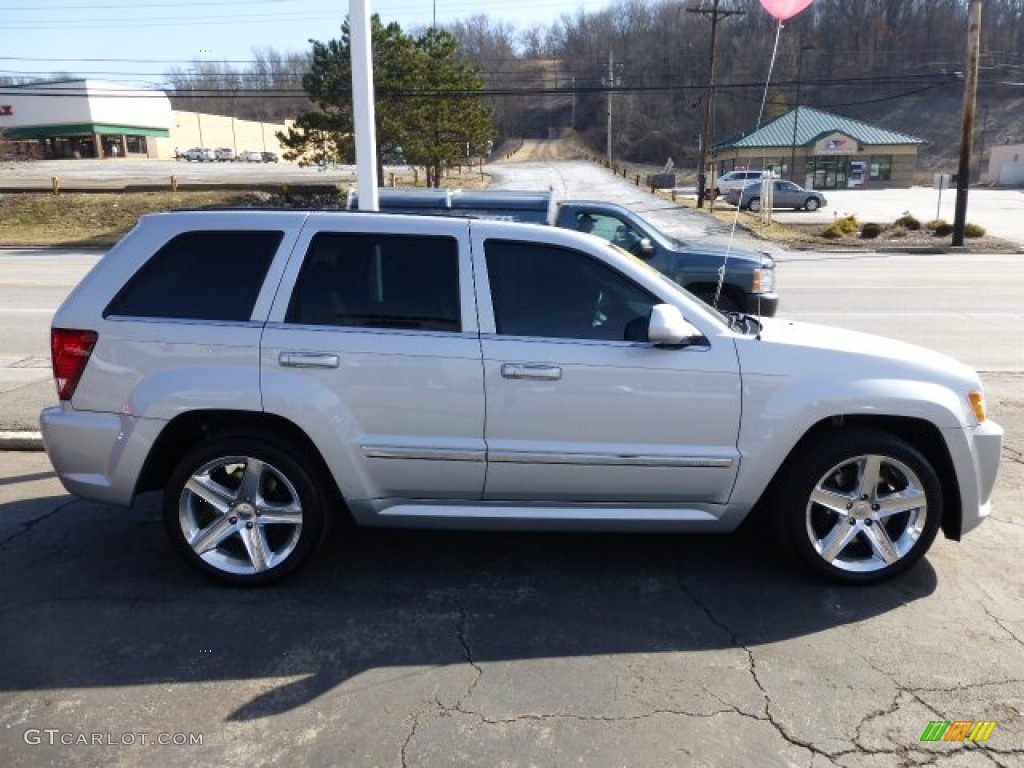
[713,106,926,190]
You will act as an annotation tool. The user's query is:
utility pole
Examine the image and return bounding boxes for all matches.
[953,0,982,246]
[689,0,744,208]
[606,51,614,165]
[789,44,814,183]
[571,75,576,131]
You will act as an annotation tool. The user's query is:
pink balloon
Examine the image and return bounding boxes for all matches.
[760,0,815,21]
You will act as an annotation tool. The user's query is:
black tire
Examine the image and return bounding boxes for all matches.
[747,197,762,213]
[775,429,942,584]
[163,436,327,585]
[805,198,821,212]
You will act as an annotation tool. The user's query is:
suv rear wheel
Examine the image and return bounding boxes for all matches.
[163,437,326,585]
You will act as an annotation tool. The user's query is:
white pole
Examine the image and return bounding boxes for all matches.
[350,0,379,211]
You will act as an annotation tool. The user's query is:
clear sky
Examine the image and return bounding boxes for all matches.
[1,0,617,87]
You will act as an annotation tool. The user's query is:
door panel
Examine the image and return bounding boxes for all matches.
[475,237,742,504]
[262,221,486,502]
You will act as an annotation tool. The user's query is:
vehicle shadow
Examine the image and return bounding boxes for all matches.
[0,493,937,722]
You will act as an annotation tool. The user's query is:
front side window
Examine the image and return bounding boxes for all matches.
[286,233,461,332]
[105,230,282,321]
[485,240,659,341]
[573,211,646,255]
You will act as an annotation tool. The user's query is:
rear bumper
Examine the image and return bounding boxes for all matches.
[40,406,163,507]
[742,292,779,317]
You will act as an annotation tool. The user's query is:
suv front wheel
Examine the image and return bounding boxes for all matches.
[163,437,326,585]
[776,430,942,584]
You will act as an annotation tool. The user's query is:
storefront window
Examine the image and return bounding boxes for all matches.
[125,136,148,154]
[808,157,848,190]
[869,156,892,181]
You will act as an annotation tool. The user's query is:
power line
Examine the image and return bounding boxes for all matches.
[0,74,962,101]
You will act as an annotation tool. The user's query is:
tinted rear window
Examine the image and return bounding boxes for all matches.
[285,233,460,332]
[105,230,282,321]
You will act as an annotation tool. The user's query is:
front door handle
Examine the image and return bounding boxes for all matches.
[501,363,562,381]
[279,352,340,369]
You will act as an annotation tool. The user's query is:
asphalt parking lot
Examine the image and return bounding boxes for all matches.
[2,447,1023,767]
[2,156,1023,766]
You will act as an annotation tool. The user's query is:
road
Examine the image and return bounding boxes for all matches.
[2,155,1023,767]
[0,249,97,431]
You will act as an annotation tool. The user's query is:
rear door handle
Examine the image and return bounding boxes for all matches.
[279,352,340,369]
[501,363,562,381]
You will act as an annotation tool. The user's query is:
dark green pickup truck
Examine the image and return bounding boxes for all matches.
[349,188,779,316]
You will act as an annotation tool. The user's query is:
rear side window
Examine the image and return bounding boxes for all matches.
[105,230,282,321]
[286,233,460,332]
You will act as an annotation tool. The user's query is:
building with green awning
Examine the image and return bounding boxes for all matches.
[714,106,926,190]
[0,79,171,159]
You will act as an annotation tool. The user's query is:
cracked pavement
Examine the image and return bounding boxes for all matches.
[1,432,1022,767]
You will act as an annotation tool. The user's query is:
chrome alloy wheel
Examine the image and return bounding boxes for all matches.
[804,453,928,574]
[178,455,304,576]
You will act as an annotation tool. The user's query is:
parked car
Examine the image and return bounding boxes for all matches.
[41,211,1002,586]
[712,170,775,197]
[184,147,216,162]
[237,150,263,163]
[261,151,279,163]
[725,179,828,212]
[215,148,235,162]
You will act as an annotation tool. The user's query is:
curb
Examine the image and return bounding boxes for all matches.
[0,431,45,451]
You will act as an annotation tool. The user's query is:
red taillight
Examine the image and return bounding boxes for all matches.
[51,329,98,401]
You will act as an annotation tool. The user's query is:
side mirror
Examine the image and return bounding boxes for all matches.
[648,304,704,346]
[634,237,655,258]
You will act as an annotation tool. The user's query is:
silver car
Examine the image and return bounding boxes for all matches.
[725,179,827,212]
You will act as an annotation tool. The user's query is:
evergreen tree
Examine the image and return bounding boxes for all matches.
[278,16,494,186]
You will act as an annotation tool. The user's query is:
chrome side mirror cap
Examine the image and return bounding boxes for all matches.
[648,304,704,346]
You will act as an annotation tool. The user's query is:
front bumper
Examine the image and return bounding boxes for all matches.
[957,418,1004,537]
[741,292,779,317]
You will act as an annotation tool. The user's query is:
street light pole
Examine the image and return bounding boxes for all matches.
[350,0,379,211]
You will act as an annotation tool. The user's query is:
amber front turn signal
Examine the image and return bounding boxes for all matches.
[969,391,987,423]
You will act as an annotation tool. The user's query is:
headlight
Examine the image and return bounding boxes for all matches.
[752,265,776,294]
[969,391,987,423]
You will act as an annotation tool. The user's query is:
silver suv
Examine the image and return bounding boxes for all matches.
[42,211,1002,585]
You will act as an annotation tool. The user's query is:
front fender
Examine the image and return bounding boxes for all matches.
[731,373,973,508]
